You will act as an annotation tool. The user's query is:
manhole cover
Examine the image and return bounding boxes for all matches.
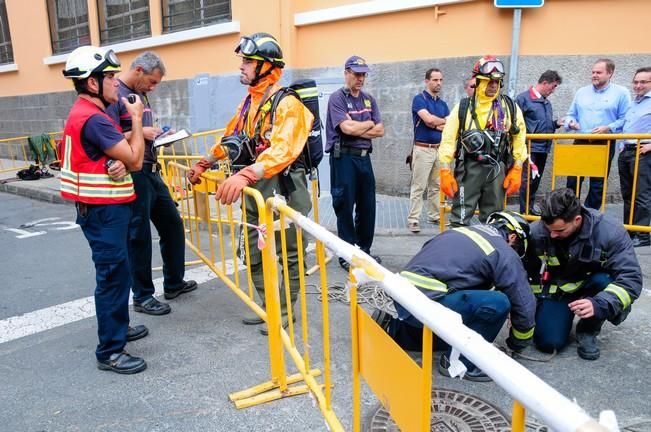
[623,421,651,432]
[367,388,511,432]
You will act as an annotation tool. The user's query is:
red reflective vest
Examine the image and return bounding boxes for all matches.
[60,98,136,204]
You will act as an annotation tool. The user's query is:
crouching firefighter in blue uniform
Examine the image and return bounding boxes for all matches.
[525,188,642,360]
[374,211,535,382]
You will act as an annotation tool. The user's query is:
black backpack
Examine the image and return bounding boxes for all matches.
[267,79,323,174]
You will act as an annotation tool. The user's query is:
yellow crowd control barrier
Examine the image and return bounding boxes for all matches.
[0,136,34,174]
[266,195,613,432]
[440,133,651,237]
[163,156,615,431]
[164,162,336,425]
[157,128,227,187]
[0,132,61,175]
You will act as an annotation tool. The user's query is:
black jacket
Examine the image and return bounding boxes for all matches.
[526,207,642,322]
[397,225,536,340]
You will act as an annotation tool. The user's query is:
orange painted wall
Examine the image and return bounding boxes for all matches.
[294,0,650,69]
[0,0,649,97]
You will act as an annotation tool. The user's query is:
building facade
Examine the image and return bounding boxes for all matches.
[0,0,649,195]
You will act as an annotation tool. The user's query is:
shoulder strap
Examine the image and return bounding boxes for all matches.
[500,94,520,135]
[254,87,291,139]
[458,97,470,134]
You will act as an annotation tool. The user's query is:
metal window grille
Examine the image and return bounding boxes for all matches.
[98,0,151,45]
[46,0,91,55]
[0,0,13,64]
[162,0,231,34]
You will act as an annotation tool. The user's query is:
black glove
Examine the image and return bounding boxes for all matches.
[405,154,412,170]
[505,335,529,353]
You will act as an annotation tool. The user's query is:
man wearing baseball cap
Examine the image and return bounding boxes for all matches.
[325,55,385,271]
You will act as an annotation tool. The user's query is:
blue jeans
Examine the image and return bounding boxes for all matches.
[129,169,186,302]
[534,272,612,353]
[76,203,132,361]
[388,290,511,369]
[330,153,376,254]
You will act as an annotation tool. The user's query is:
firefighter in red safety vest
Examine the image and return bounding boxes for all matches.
[61,46,149,374]
[188,32,314,334]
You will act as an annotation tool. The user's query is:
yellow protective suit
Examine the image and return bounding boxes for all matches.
[209,67,314,180]
[439,78,527,167]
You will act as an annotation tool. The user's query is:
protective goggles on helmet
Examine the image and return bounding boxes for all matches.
[476,60,505,79]
[235,37,259,57]
[96,49,120,72]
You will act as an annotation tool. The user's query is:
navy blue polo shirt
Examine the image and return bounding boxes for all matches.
[81,114,124,161]
[325,87,382,151]
[106,80,156,163]
[412,91,450,144]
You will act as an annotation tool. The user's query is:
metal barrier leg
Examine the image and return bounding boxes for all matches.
[511,400,526,432]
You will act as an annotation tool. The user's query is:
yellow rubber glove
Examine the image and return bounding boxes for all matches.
[503,165,523,196]
[214,166,258,205]
[440,168,458,199]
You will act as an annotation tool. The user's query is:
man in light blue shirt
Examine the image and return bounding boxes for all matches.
[618,66,651,247]
[565,59,631,209]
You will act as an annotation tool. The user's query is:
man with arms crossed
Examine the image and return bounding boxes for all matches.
[406,68,450,232]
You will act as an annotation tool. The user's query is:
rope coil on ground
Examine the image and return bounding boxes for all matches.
[305,281,397,317]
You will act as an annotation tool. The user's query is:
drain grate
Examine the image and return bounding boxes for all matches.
[367,389,511,432]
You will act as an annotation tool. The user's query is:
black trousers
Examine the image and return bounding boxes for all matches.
[519,152,548,213]
[129,169,186,302]
[618,148,651,241]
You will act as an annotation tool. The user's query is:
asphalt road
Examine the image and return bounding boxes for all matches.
[1,192,650,431]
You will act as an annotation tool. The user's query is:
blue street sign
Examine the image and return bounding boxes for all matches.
[495,0,544,7]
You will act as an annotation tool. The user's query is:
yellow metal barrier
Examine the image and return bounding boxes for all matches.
[157,128,227,187]
[163,158,613,431]
[0,132,61,175]
[266,196,611,432]
[164,161,332,425]
[440,133,651,236]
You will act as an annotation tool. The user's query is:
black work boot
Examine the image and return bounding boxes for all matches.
[576,332,600,360]
[576,319,602,360]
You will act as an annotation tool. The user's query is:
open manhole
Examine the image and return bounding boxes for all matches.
[367,388,547,432]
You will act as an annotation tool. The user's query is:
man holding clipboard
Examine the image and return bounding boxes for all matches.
[107,52,197,318]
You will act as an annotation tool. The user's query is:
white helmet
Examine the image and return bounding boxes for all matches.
[62,46,121,79]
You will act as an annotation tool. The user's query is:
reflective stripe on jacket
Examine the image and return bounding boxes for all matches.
[60,98,135,204]
[397,224,535,341]
[526,207,642,321]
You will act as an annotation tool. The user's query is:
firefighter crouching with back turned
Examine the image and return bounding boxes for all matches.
[439,55,527,226]
[188,33,313,335]
[60,46,149,374]
[374,211,535,382]
[525,188,642,360]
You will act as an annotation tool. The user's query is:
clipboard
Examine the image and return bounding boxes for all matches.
[153,129,191,148]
